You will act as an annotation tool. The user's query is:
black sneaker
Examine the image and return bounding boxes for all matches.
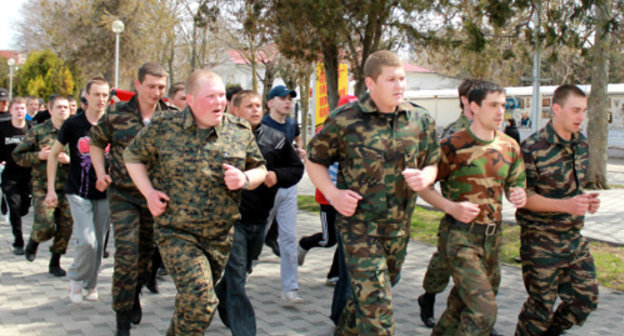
[418,294,436,328]
[49,265,67,277]
[13,246,25,256]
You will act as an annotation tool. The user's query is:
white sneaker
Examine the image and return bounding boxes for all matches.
[69,280,83,303]
[325,276,339,286]
[281,290,304,305]
[297,245,308,266]
[84,288,98,301]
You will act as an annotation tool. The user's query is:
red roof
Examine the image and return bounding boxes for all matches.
[227,44,279,65]
[0,50,19,62]
[403,62,435,73]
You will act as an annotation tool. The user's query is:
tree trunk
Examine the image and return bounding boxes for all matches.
[586,0,611,189]
[322,43,340,111]
[298,65,311,146]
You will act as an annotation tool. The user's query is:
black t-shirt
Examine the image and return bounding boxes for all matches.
[0,111,11,123]
[0,120,31,181]
[57,113,107,199]
[32,110,51,124]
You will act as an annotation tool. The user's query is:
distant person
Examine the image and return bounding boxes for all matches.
[515,84,600,336]
[0,97,32,255]
[504,118,521,144]
[167,81,187,110]
[25,96,40,121]
[32,95,54,124]
[0,88,11,122]
[520,112,531,128]
[68,97,78,115]
[14,95,72,276]
[225,85,243,114]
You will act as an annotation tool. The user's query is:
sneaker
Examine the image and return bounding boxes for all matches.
[325,276,339,286]
[69,280,83,303]
[281,290,304,305]
[84,288,98,301]
[12,246,24,256]
[297,245,308,266]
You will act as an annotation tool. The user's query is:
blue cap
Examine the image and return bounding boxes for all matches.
[268,85,297,100]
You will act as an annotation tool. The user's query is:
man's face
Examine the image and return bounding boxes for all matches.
[0,100,8,112]
[235,95,263,128]
[366,65,406,113]
[68,100,77,115]
[187,78,226,128]
[10,103,27,121]
[135,74,167,107]
[553,94,587,136]
[86,83,110,114]
[171,89,187,110]
[268,95,292,116]
[50,99,70,123]
[471,92,506,131]
[27,99,39,114]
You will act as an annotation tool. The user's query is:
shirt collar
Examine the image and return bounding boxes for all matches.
[182,106,223,136]
[545,120,579,146]
[357,93,412,115]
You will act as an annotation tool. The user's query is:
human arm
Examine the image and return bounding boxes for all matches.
[522,192,600,216]
[223,163,267,191]
[307,160,362,217]
[269,136,305,189]
[11,130,39,167]
[402,164,437,191]
[417,187,480,223]
[294,135,306,160]
[126,162,170,217]
[45,140,64,207]
[90,145,111,192]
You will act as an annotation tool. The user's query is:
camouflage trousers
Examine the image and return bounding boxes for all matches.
[158,227,234,336]
[423,217,451,294]
[432,226,502,336]
[30,187,72,254]
[335,230,408,336]
[515,229,599,336]
[110,187,154,313]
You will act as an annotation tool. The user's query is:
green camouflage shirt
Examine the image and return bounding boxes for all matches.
[123,108,266,238]
[90,95,177,191]
[438,128,526,225]
[441,113,471,139]
[515,121,588,231]
[307,94,440,237]
[12,119,69,191]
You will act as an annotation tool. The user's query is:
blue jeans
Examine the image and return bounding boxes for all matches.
[215,219,266,336]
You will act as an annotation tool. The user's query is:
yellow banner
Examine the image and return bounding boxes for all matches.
[315,63,348,127]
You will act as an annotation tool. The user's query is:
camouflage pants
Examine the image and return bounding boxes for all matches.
[335,230,408,336]
[515,230,599,336]
[423,216,451,294]
[30,187,72,254]
[432,227,502,336]
[158,227,233,336]
[110,187,154,313]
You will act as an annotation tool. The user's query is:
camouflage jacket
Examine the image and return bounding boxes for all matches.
[90,95,177,191]
[307,94,440,237]
[12,119,69,192]
[441,113,471,139]
[516,121,588,232]
[123,107,266,238]
[438,129,526,225]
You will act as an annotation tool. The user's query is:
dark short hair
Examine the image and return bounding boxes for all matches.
[458,78,479,109]
[49,95,69,109]
[232,90,261,108]
[138,63,167,83]
[364,50,402,81]
[168,82,185,98]
[226,85,243,101]
[468,81,505,106]
[85,77,109,94]
[552,84,586,108]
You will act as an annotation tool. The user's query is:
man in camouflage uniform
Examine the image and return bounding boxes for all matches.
[14,95,72,276]
[307,50,440,335]
[423,81,527,336]
[417,78,479,329]
[515,84,600,336]
[89,63,175,336]
[124,69,266,336]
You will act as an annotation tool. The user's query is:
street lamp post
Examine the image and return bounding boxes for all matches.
[7,58,15,100]
[112,19,125,89]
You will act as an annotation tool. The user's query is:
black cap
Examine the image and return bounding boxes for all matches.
[267,85,296,100]
[0,88,9,101]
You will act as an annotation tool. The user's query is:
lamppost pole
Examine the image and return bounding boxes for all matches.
[7,58,15,100]
[112,20,125,89]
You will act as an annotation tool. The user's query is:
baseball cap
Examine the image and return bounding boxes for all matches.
[338,94,358,107]
[268,85,297,100]
[0,88,9,101]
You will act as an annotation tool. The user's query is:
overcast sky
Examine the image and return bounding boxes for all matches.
[0,0,26,50]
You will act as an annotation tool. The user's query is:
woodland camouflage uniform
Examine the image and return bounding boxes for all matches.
[307,94,440,336]
[514,121,599,335]
[12,119,72,254]
[431,129,526,336]
[90,95,175,317]
[124,109,265,336]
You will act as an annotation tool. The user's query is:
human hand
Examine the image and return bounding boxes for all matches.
[96,175,112,192]
[507,187,527,208]
[565,194,590,216]
[328,189,363,217]
[587,192,600,214]
[45,190,58,208]
[402,168,435,191]
[57,152,70,164]
[38,146,51,160]
[223,163,246,190]
[296,147,307,161]
[146,188,170,217]
[450,201,480,223]
[264,171,278,188]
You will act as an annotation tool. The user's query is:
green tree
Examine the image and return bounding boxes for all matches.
[15,50,75,98]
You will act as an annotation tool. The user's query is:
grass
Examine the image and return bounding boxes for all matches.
[297,195,624,291]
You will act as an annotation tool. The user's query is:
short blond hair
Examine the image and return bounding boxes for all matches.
[186,70,222,95]
[364,50,403,81]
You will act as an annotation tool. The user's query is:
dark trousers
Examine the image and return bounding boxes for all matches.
[215,219,267,336]
[2,175,31,247]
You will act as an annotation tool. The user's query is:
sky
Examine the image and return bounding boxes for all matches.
[0,0,26,50]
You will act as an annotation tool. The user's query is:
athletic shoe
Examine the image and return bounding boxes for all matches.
[325,276,339,286]
[297,245,308,266]
[69,280,83,303]
[281,290,303,305]
[84,288,99,301]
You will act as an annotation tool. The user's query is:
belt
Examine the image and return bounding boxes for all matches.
[448,217,499,236]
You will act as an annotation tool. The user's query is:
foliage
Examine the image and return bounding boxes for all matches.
[0,56,10,89]
[14,50,75,98]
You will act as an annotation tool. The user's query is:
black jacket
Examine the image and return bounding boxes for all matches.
[239,124,304,223]
[504,125,521,144]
